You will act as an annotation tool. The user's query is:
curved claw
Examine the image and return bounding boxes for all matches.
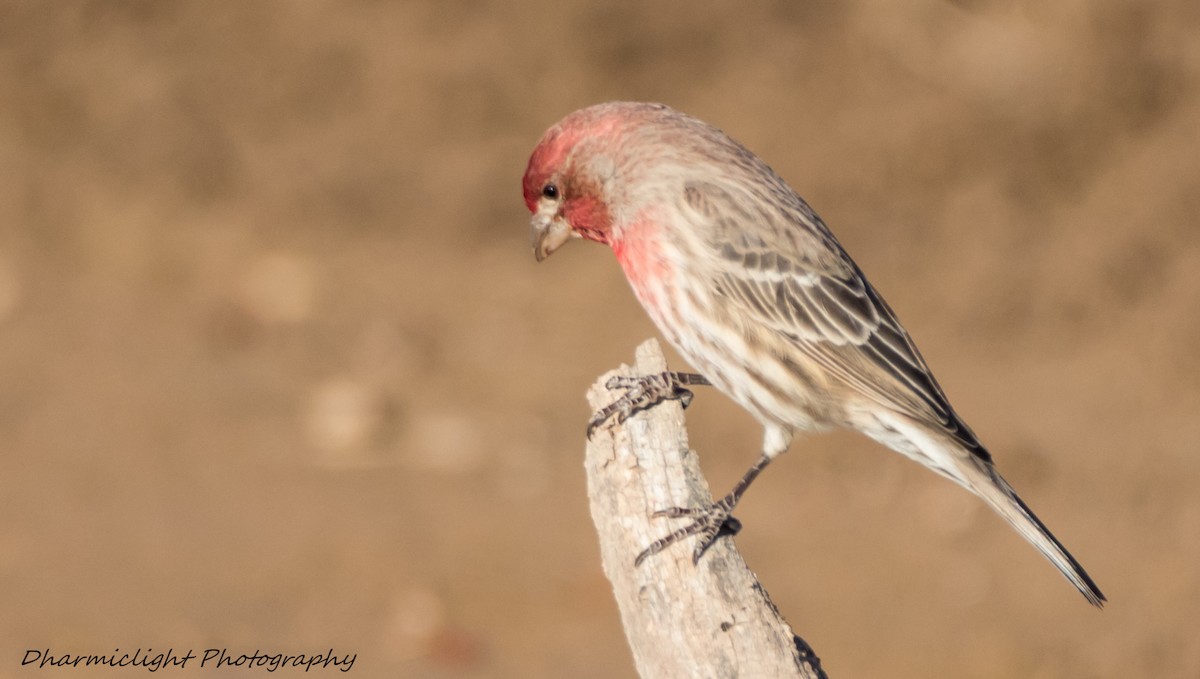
[604,375,637,389]
[587,371,710,440]
[634,453,771,566]
[678,388,695,409]
[586,412,609,440]
[634,501,742,567]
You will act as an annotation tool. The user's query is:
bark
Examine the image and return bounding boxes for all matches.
[584,339,828,679]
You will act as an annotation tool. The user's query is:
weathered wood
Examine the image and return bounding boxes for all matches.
[585,339,827,679]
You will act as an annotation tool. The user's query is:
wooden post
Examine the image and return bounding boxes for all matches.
[584,339,828,679]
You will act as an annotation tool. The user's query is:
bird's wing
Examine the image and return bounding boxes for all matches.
[680,179,986,459]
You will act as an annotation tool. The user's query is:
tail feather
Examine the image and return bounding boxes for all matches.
[966,460,1106,607]
[865,410,1105,606]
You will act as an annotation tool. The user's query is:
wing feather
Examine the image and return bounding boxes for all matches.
[681,179,986,459]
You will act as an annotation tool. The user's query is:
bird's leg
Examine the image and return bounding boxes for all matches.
[586,371,711,439]
[635,453,774,566]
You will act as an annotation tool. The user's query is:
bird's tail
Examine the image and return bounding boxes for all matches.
[956,452,1106,608]
[864,411,1105,606]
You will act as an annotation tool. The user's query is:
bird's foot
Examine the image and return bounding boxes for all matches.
[633,495,742,566]
[587,371,710,439]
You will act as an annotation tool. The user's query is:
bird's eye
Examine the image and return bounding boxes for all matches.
[541,183,559,200]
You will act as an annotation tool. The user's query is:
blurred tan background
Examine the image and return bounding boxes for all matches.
[2,1,1199,677]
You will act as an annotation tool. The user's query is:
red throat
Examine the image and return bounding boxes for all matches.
[610,215,668,292]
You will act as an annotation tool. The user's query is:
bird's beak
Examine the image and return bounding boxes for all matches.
[531,214,572,262]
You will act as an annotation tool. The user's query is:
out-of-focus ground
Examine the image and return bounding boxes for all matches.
[2,1,1198,677]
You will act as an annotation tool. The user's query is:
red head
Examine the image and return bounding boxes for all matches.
[523,102,678,261]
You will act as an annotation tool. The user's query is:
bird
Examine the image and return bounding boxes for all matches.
[522,101,1105,607]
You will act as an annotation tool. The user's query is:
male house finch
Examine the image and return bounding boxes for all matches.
[523,102,1104,607]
